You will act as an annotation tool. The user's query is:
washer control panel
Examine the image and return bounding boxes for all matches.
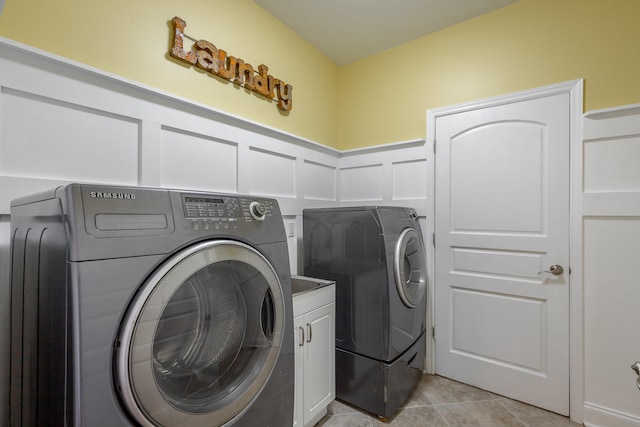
[180,194,276,228]
[182,195,241,219]
[241,199,275,221]
[248,201,267,221]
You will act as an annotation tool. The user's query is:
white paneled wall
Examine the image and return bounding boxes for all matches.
[393,159,428,200]
[582,104,640,427]
[340,164,384,201]
[0,38,349,212]
[248,147,297,197]
[303,160,336,200]
[160,128,238,193]
[0,38,428,425]
[1,89,140,184]
[340,142,428,209]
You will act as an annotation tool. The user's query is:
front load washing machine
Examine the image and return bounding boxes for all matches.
[9,183,294,426]
[303,206,427,419]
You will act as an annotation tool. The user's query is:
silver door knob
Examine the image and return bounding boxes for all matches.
[548,265,564,275]
[539,264,564,275]
[538,264,564,276]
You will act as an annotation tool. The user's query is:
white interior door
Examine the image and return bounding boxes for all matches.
[434,92,570,415]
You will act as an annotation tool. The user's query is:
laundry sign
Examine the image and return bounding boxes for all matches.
[169,16,293,111]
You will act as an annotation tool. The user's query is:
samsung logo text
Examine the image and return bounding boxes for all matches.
[90,192,137,200]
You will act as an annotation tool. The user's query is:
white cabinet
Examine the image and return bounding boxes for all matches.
[292,277,335,427]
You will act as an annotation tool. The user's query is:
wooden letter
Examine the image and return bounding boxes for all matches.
[217,51,237,80]
[267,76,278,100]
[170,17,196,65]
[276,82,293,111]
[253,65,273,97]
[236,59,255,89]
[195,40,219,73]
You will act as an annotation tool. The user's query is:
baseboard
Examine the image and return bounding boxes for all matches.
[583,402,640,427]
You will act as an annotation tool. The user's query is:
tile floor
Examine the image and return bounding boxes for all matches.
[316,374,581,426]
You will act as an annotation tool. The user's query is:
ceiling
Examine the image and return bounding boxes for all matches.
[253,0,519,65]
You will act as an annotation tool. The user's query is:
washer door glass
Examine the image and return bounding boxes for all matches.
[394,228,426,308]
[116,240,285,427]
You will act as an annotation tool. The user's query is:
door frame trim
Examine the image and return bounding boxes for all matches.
[425,79,584,423]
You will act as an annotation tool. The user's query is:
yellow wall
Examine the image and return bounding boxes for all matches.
[1,0,639,150]
[339,0,640,149]
[0,0,340,148]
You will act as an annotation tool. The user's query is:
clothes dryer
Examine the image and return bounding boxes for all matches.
[10,183,294,427]
[303,206,426,419]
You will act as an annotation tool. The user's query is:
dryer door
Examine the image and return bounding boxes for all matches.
[394,228,427,308]
[115,240,285,427]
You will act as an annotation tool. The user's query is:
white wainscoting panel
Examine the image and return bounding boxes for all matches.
[392,159,427,200]
[339,140,427,213]
[582,103,640,427]
[584,135,640,193]
[160,127,238,193]
[583,217,640,427]
[339,164,384,201]
[0,87,139,185]
[303,160,336,201]
[248,147,296,197]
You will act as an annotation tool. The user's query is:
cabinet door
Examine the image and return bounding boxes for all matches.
[293,315,305,427]
[303,302,335,425]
